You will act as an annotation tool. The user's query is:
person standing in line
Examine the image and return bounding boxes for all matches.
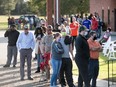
[63,20,71,35]
[34,27,45,73]
[70,16,80,50]
[59,27,75,87]
[3,24,19,68]
[50,33,63,87]
[87,31,102,87]
[75,25,90,87]
[16,25,35,81]
[82,16,91,30]
[42,25,54,81]
[82,17,92,39]
[91,16,99,38]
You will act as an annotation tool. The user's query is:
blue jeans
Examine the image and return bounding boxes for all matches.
[50,58,62,86]
[37,54,41,67]
[88,59,99,87]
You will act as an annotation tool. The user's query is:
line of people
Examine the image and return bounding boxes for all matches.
[3,14,104,87]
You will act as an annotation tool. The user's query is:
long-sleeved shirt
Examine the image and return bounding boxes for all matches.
[75,34,90,64]
[51,41,62,60]
[4,30,19,46]
[87,38,102,59]
[16,32,35,50]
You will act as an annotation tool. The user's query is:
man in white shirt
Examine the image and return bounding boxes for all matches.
[16,25,35,81]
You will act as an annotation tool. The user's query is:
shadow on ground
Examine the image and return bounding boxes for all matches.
[0,60,50,87]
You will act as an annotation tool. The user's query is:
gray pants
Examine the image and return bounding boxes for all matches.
[20,49,32,79]
[6,46,17,66]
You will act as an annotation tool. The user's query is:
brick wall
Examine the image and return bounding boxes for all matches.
[90,0,116,31]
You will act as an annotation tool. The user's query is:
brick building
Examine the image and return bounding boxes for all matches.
[90,0,116,31]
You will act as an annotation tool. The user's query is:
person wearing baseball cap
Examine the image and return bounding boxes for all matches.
[16,24,35,81]
[75,25,90,87]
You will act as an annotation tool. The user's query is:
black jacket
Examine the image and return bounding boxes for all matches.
[75,34,90,64]
[4,30,19,46]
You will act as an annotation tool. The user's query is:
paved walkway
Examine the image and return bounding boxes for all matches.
[0,30,116,87]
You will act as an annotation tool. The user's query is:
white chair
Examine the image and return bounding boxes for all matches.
[108,40,116,59]
[102,36,111,57]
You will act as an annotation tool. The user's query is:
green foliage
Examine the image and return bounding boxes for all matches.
[0,0,89,16]
[27,0,46,16]
[60,0,89,15]
[0,0,16,15]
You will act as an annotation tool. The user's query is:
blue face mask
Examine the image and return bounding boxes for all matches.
[58,37,61,42]
[84,32,88,36]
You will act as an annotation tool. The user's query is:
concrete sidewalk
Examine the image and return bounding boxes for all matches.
[0,30,116,87]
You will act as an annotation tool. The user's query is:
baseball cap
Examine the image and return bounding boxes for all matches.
[79,25,88,32]
[24,25,28,30]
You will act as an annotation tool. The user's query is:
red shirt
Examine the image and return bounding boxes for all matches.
[91,18,98,30]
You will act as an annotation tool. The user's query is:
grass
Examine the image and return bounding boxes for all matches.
[72,53,116,81]
[0,22,8,30]
[0,15,20,30]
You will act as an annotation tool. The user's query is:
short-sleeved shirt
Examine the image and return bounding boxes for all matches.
[82,19,91,29]
[70,22,79,36]
[87,38,102,59]
[42,34,54,53]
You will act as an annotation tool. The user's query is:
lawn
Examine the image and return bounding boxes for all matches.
[0,22,8,30]
[0,15,20,30]
[72,53,116,81]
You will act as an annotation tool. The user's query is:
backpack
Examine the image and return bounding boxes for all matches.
[64,36,72,45]
[54,42,64,54]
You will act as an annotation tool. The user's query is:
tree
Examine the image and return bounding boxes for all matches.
[60,0,89,16]
[27,0,46,16]
[0,0,16,15]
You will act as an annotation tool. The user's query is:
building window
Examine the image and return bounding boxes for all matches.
[102,8,104,22]
[108,8,110,25]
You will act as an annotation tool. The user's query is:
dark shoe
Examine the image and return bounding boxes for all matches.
[61,83,66,87]
[33,57,37,60]
[13,65,16,67]
[28,77,33,80]
[3,65,10,68]
[35,70,40,73]
[35,67,40,73]
[61,84,65,87]
[20,78,24,81]
[73,84,76,87]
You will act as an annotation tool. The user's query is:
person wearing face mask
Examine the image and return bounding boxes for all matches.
[3,24,20,68]
[75,25,90,87]
[99,27,111,44]
[87,31,102,87]
[50,33,63,87]
[59,27,75,87]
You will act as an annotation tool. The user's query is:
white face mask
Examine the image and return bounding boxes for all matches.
[84,32,88,36]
